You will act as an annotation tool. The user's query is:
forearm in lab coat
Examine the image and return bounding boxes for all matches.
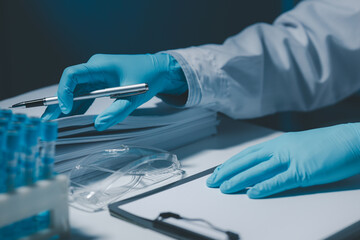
[166,0,360,119]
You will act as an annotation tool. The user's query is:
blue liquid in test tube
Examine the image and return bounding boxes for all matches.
[9,122,26,188]
[0,130,20,239]
[18,123,42,237]
[36,121,58,232]
[0,109,13,120]
[0,127,7,193]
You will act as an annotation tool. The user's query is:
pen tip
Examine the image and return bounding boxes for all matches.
[11,103,24,109]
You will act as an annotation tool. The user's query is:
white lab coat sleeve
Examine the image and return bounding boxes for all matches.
[164,0,360,119]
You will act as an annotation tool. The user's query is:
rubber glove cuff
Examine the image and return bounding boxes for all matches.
[154,53,188,105]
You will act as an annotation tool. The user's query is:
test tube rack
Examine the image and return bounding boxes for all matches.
[0,174,70,240]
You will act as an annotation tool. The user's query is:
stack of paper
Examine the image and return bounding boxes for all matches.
[54,101,218,173]
[0,85,218,173]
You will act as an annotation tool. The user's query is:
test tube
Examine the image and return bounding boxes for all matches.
[0,117,10,129]
[0,128,9,238]
[28,117,42,129]
[24,124,40,185]
[5,130,20,192]
[9,122,26,187]
[0,127,7,193]
[35,121,57,232]
[12,124,41,239]
[0,109,13,120]
[12,113,28,124]
[28,117,42,179]
[41,121,57,179]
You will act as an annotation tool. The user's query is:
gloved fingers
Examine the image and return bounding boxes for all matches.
[57,63,107,114]
[219,158,285,194]
[218,143,265,168]
[41,99,94,120]
[68,98,95,116]
[247,172,297,199]
[41,105,63,120]
[207,150,270,188]
[94,95,146,131]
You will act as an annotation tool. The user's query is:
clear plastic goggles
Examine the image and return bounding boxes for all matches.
[68,145,184,212]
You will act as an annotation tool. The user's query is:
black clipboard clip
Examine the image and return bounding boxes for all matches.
[153,212,240,240]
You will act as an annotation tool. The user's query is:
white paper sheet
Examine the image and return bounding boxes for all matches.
[119,174,360,240]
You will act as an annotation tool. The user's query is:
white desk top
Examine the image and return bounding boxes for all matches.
[0,85,283,239]
[2,87,359,239]
[69,117,360,239]
[69,117,282,239]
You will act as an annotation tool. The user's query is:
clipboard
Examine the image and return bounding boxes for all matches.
[109,169,360,240]
[109,167,239,240]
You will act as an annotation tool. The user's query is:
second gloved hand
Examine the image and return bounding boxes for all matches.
[207,123,360,198]
[42,53,187,130]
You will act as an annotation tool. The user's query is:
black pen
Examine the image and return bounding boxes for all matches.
[11,83,149,109]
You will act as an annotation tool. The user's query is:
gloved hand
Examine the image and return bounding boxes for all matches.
[42,53,187,131]
[207,123,360,198]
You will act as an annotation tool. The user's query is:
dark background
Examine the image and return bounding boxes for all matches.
[0,0,283,100]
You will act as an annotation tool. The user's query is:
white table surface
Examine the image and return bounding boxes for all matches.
[0,85,282,239]
[68,117,360,239]
[3,86,358,240]
[68,117,282,240]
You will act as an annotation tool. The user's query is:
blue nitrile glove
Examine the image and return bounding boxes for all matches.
[207,123,360,198]
[42,53,187,131]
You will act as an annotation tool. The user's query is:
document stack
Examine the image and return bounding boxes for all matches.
[55,100,217,172]
[0,85,218,174]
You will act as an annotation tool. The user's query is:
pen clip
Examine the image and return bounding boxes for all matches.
[110,90,147,99]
